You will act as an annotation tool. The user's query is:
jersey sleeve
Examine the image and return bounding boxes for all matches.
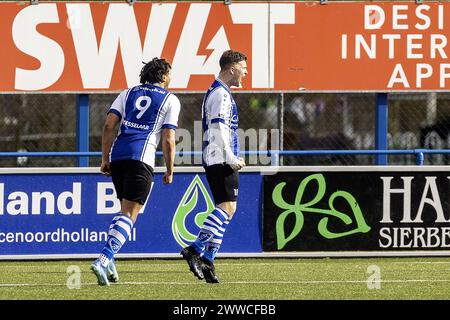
[216,121,239,165]
[161,94,181,130]
[107,89,128,120]
[207,88,232,124]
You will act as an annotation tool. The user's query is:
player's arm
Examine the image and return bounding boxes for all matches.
[162,128,175,184]
[208,90,245,170]
[211,121,245,170]
[101,112,120,176]
[161,94,181,184]
[101,90,126,176]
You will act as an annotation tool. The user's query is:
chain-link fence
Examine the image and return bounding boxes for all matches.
[1,92,450,167]
[0,94,77,167]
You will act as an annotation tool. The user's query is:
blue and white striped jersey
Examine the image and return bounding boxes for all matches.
[202,79,239,167]
[108,84,180,168]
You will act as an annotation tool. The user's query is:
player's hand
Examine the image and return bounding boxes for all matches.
[163,172,173,184]
[100,161,111,176]
[230,157,246,171]
[237,157,246,170]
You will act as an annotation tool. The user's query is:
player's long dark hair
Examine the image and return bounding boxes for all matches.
[139,58,171,84]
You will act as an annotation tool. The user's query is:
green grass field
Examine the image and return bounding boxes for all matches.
[1,257,450,300]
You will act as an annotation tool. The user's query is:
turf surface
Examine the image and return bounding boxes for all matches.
[0,257,449,300]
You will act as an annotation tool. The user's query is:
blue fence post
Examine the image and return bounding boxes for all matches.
[415,151,424,166]
[76,94,89,167]
[375,93,388,165]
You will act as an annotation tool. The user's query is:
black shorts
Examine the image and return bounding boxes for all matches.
[204,163,239,204]
[110,160,154,205]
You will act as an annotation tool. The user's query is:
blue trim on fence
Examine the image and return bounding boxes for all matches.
[1,149,449,167]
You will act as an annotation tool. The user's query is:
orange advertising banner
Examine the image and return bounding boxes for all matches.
[0,1,449,92]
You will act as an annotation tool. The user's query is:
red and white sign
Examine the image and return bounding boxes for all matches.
[0,1,448,92]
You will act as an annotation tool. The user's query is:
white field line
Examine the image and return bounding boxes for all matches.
[122,261,450,268]
[391,261,450,264]
[1,279,450,288]
[2,261,450,271]
[2,261,450,274]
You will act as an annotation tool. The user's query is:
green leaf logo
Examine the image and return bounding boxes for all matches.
[172,175,215,248]
[273,173,371,250]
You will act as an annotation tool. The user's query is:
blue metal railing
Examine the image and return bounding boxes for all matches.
[2,149,450,166]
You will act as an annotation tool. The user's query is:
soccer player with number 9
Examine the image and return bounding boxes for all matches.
[90,58,181,286]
